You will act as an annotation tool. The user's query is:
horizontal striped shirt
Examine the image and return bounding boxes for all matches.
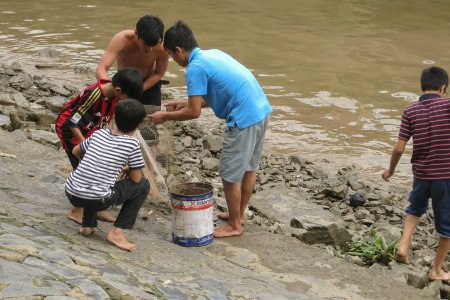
[399,93,450,180]
[65,129,144,199]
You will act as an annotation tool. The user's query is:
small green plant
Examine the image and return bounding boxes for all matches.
[345,229,398,266]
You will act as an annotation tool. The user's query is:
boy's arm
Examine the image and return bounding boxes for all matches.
[70,127,86,143]
[95,32,125,81]
[129,168,143,184]
[148,95,203,124]
[382,139,407,181]
[143,52,169,91]
[72,144,84,160]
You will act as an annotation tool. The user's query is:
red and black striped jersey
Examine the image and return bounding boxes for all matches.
[55,80,117,151]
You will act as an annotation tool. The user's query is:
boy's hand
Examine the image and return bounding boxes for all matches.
[381,169,393,181]
[118,166,130,180]
[148,111,166,125]
[164,100,187,112]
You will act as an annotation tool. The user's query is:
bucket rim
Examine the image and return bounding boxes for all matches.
[170,182,213,198]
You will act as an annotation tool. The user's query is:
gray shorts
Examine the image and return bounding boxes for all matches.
[219,115,269,183]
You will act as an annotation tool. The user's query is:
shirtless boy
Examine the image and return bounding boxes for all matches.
[96,15,169,106]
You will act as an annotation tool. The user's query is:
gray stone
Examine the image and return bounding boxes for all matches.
[9,73,33,90]
[49,84,71,97]
[0,114,11,128]
[0,258,70,298]
[182,135,193,147]
[67,278,110,299]
[100,272,158,299]
[65,248,109,267]
[0,233,44,255]
[39,249,75,265]
[24,257,86,280]
[11,92,29,109]
[405,270,428,289]
[202,135,223,153]
[0,248,27,262]
[0,92,16,106]
[202,157,219,171]
[27,129,61,147]
[45,95,67,113]
[25,109,58,128]
[0,104,17,116]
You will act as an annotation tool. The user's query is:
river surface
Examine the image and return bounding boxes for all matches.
[2,0,450,180]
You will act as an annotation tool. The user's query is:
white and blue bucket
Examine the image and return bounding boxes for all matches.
[170,182,214,247]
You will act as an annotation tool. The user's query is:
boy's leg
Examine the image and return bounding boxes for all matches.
[395,178,430,264]
[65,151,84,224]
[65,150,115,224]
[428,237,450,280]
[105,178,149,251]
[66,192,100,235]
[396,214,420,264]
[214,179,244,238]
[429,179,450,280]
[217,171,256,225]
[216,116,268,236]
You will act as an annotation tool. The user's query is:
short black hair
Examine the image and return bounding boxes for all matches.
[136,15,164,46]
[164,21,198,52]
[112,68,143,101]
[114,98,146,133]
[421,66,449,91]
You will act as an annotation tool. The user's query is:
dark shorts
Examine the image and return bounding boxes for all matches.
[65,150,79,170]
[406,178,450,237]
[66,178,150,229]
[141,81,162,106]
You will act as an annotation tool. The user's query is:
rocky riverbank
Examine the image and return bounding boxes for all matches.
[0,56,447,299]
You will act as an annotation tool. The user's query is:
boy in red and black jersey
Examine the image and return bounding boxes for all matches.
[56,68,143,224]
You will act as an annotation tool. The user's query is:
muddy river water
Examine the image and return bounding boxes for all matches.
[2,0,450,181]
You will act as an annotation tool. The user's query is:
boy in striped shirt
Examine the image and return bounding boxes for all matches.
[382,66,450,281]
[65,99,150,252]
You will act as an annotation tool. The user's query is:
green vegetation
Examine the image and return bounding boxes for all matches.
[345,229,398,266]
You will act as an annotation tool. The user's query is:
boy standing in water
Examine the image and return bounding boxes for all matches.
[56,68,143,224]
[382,66,450,281]
[66,99,149,251]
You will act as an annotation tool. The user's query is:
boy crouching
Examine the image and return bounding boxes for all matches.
[65,98,149,251]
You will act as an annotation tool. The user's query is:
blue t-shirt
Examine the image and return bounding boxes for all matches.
[186,47,272,129]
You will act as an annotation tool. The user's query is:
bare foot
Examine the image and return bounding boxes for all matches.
[217,211,245,225]
[105,227,136,252]
[97,211,116,222]
[214,223,243,238]
[395,242,410,265]
[395,253,409,265]
[79,227,96,236]
[67,207,82,225]
[428,270,450,281]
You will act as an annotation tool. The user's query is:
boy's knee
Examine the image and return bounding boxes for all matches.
[139,178,150,194]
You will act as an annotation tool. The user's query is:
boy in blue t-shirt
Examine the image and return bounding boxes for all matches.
[149,21,272,238]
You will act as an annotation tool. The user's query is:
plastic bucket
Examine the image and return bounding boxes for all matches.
[170,182,214,246]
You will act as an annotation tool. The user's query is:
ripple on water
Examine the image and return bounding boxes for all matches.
[391,91,418,102]
[295,91,359,112]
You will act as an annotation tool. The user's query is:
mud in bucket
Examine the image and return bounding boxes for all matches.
[170,182,214,247]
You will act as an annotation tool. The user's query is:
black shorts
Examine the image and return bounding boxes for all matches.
[142,81,162,106]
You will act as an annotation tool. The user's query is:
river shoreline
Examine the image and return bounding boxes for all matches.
[1,51,447,298]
